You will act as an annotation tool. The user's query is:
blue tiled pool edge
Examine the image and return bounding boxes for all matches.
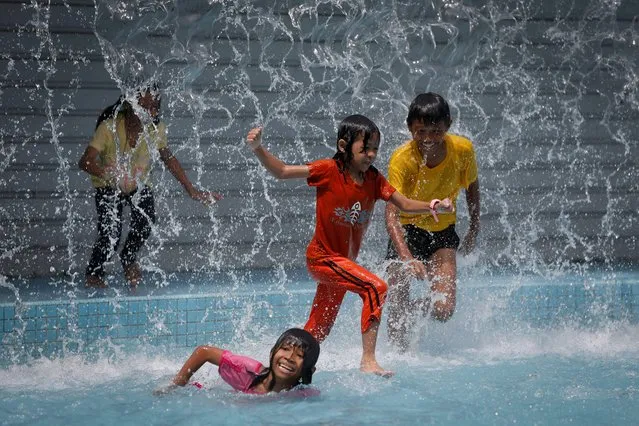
[2,274,639,361]
[1,288,316,361]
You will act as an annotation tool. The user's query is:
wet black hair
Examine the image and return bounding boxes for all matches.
[332,114,381,177]
[95,82,161,130]
[406,92,452,128]
[249,328,320,392]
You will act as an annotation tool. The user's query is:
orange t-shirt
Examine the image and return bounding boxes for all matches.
[306,159,396,261]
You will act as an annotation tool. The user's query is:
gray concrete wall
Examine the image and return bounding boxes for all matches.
[1,0,637,278]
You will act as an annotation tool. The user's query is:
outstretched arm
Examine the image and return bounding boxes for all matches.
[159,147,222,205]
[388,191,453,219]
[459,180,480,255]
[172,345,225,386]
[246,127,310,179]
[385,202,427,279]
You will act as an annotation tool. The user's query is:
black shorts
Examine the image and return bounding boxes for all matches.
[386,224,460,262]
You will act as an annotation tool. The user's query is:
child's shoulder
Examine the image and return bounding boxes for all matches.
[308,158,339,173]
[446,133,474,149]
[389,140,416,159]
[310,158,337,166]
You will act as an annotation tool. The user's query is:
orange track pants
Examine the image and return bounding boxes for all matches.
[303,256,388,343]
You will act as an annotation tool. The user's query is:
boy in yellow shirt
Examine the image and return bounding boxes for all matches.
[385,92,480,350]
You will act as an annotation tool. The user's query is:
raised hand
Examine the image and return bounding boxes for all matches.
[246,127,262,150]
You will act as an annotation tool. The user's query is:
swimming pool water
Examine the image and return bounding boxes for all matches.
[1,269,638,425]
[2,332,638,425]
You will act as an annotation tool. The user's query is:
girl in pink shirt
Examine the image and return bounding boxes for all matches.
[164,328,320,395]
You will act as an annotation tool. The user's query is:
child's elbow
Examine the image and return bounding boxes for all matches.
[194,345,210,354]
[272,166,291,180]
[394,198,410,212]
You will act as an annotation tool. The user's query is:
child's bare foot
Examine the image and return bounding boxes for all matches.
[360,361,394,378]
[123,263,142,287]
[85,275,108,288]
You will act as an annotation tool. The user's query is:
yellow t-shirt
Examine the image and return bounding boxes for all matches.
[387,134,478,232]
[87,114,168,188]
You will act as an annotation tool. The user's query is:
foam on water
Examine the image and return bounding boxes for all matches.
[2,316,638,393]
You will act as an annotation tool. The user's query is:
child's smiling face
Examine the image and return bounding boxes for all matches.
[271,343,305,383]
[409,120,449,149]
[349,132,380,175]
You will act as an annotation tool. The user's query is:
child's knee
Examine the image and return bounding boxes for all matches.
[372,278,388,296]
[371,280,388,308]
[432,296,456,321]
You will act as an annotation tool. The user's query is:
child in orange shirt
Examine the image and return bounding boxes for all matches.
[246,115,452,376]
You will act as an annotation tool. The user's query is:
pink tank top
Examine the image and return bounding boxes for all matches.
[218,350,265,393]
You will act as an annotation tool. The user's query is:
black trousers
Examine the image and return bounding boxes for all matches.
[86,186,156,277]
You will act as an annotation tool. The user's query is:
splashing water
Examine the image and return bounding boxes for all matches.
[0,1,638,422]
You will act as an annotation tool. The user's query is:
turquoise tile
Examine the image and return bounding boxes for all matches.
[25,318,36,331]
[222,298,241,309]
[22,305,36,319]
[187,334,198,346]
[78,304,89,316]
[187,311,202,323]
[176,324,187,335]
[24,330,36,343]
[36,318,47,331]
[88,316,98,328]
[187,322,198,334]
[78,316,88,328]
[87,328,99,341]
[158,336,174,346]
[57,318,68,330]
[119,326,131,338]
[4,306,15,320]
[177,334,187,346]
[49,341,63,355]
[98,303,109,315]
[186,298,199,310]
[126,313,137,326]
[199,322,217,333]
[164,312,177,324]
[46,329,57,341]
[36,306,48,318]
[46,305,58,317]
[129,301,140,313]
[166,322,178,335]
